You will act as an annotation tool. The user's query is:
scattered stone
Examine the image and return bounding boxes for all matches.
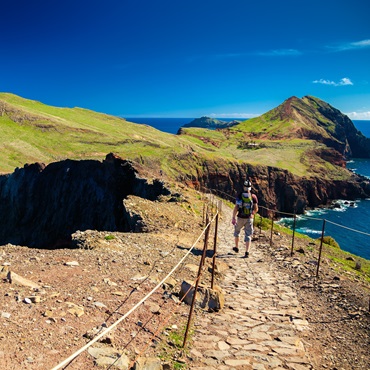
[27,296,42,303]
[65,302,84,317]
[88,346,129,369]
[7,271,40,289]
[93,301,107,309]
[134,356,162,370]
[64,261,79,267]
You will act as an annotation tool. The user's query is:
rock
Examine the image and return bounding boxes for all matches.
[88,346,129,369]
[7,271,40,289]
[207,261,229,275]
[64,261,79,267]
[65,302,84,317]
[26,296,42,303]
[133,356,162,370]
[145,302,161,315]
[179,281,225,311]
[163,277,177,290]
[93,301,107,309]
[43,310,54,318]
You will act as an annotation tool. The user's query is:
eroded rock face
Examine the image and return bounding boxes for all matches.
[0,153,170,248]
[187,160,370,216]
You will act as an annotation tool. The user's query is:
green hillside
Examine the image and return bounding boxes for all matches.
[0,93,355,180]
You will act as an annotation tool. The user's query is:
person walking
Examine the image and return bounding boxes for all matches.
[231,180,258,257]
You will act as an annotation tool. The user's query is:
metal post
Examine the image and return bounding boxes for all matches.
[316,219,326,277]
[270,213,274,247]
[211,212,219,289]
[183,217,210,348]
[290,214,297,256]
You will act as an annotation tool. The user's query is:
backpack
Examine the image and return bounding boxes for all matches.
[237,193,253,217]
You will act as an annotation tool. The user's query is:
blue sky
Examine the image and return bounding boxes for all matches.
[1,0,370,119]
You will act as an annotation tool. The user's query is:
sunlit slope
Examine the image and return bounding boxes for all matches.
[0,93,353,181]
[0,93,206,174]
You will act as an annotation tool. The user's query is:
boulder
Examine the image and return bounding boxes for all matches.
[179,280,225,311]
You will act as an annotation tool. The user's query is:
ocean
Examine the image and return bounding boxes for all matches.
[125,117,245,134]
[128,117,370,260]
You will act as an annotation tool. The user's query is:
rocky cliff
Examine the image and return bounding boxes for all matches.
[184,158,370,216]
[0,153,170,248]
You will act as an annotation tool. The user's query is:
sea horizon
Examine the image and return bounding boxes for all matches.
[124,117,250,135]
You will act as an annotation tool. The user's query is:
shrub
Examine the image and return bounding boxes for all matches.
[322,235,340,249]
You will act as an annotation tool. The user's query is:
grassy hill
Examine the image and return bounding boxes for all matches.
[0,93,357,181]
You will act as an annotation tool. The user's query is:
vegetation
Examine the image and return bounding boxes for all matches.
[157,324,191,369]
[322,235,340,249]
[0,93,355,182]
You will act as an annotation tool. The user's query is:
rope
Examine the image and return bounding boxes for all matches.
[325,219,370,237]
[50,213,218,370]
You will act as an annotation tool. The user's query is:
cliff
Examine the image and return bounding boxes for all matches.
[181,158,370,216]
[0,153,170,248]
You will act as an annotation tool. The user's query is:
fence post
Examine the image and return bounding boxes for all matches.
[211,212,219,290]
[290,214,297,256]
[316,219,326,277]
[183,215,211,348]
[270,213,274,247]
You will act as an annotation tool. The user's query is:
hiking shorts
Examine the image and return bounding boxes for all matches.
[234,217,254,242]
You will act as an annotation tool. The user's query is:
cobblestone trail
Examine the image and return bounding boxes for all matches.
[189,208,313,370]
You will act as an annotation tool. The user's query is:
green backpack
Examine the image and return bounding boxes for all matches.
[238,193,253,217]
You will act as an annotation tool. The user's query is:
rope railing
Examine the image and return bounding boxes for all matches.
[51,202,220,370]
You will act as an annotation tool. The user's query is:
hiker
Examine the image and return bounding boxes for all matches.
[231,180,258,257]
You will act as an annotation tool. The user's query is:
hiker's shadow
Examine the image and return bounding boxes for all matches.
[177,245,233,258]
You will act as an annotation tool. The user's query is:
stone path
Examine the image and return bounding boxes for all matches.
[188,210,314,369]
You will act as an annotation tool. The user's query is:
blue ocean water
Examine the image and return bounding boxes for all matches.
[278,156,370,260]
[353,120,370,138]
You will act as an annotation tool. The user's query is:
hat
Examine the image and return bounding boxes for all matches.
[244,180,252,188]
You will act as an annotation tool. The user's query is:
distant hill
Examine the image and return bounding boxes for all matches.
[180,116,240,130]
[230,96,370,158]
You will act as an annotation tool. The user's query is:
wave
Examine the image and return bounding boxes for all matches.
[296,227,322,236]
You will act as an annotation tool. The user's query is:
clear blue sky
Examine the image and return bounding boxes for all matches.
[1,0,370,119]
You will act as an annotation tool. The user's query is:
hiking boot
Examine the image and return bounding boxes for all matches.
[244,251,249,258]
[233,247,239,253]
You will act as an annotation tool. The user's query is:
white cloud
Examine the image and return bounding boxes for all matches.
[256,49,302,57]
[346,111,370,120]
[312,77,353,86]
[328,39,370,52]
